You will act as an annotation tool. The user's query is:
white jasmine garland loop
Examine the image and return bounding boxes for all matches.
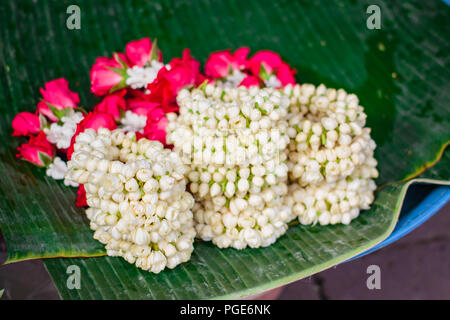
[65,128,195,273]
[284,83,378,186]
[167,85,295,249]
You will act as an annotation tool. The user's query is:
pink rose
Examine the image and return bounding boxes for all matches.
[275,62,296,86]
[93,89,127,121]
[36,101,57,122]
[249,51,282,76]
[40,78,80,109]
[146,49,203,112]
[239,74,261,88]
[249,50,296,86]
[205,47,250,79]
[125,38,162,67]
[37,78,80,121]
[90,53,129,97]
[16,131,55,167]
[11,112,41,137]
[126,97,161,117]
[67,112,117,159]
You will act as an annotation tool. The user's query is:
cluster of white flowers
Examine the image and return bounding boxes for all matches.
[44,111,84,149]
[282,83,378,225]
[119,110,147,133]
[64,128,195,273]
[46,156,79,187]
[283,84,378,186]
[125,61,165,89]
[167,85,295,249]
[265,75,282,88]
[44,111,84,184]
[215,69,247,88]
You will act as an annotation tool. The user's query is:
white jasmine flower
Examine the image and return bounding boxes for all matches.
[44,111,83,149]
[216,69,246,88]
[119,111,147,133]
[265,75,281,88]
[125,61,165,89]
[46,157,78,186]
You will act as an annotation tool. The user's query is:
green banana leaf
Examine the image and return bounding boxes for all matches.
[0,0,449,299]
[419,147,449,180]
[43,177,449,300]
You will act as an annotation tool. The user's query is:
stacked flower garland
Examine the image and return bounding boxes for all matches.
[12,38,378,273]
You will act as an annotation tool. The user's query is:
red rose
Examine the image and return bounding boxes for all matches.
[126,97,161,117]
[162,49,202,92]
[76,111,117,133]
[205,47,250,79]
[125,37,162,67]
[146,49,203,113]
[239,74,261,88]
[16,131,55,167]
[90,53,129,97]
[93,89,127,121]
[195,73,211,87]
[249,50,296,87]
[37,78,80,122]
[126,87,148,99]
[75,184,88,207]
[138,109,168,145]
[146,78,178,113]
[11,112,41,137]
[67,112,117,159]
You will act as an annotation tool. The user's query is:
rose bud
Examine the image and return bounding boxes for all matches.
[239,74,261,88]
[146,49,203,113]
[125,38,162,67]
[16,131,55,167]
[204,47,250,79]
[249,50,296,87]
[36,78,80,122]
[90,53,129,97]
[11,112,41,137]
[126,98,161,117]
[93,89,127,121]
[138,109,168,145]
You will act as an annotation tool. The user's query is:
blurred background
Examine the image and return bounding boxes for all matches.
[1,183,448,300]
